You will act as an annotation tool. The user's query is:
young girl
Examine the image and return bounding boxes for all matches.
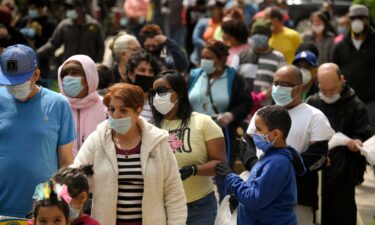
[32,180,70,225]
[53,165,100,225]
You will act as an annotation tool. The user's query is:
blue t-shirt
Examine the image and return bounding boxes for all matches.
[0,87,76,217]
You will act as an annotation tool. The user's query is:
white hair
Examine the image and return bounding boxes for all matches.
[111,32,140,56]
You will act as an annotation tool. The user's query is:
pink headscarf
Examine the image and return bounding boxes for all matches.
[58,55,100,109]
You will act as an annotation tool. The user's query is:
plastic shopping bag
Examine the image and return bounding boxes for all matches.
[214,195,238,225]
[214,171,249,225]
[328,132,351,150]
[359,135,375,165]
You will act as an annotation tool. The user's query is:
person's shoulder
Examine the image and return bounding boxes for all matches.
[284,26,300,36]
[41,88,68,101]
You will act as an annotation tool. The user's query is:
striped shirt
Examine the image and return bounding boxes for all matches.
[238,48,286,92]
[116,141,143,225]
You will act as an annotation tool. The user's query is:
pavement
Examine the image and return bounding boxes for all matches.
[356,166,375,225]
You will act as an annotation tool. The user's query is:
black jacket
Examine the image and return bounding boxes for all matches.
[307,84,372,191]
[332,27,375,103]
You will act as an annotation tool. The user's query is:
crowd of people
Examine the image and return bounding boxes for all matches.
[1,0,375,225]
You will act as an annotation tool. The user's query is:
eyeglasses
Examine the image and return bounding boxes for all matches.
[150,86,173,96]
[273,81,301,88]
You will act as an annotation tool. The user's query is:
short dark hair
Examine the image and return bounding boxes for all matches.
[151,70,192,128]
[221,19,249,44]
[204,40,229,62]
[53,165,94,198]
[269,7,284,21]
[126,50,161,77]
[96,64,114,89]
[256,105,291,138]
[28,0,47,8]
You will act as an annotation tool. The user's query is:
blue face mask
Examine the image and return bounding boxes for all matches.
[271,85,294,106]
[62,75,84,98]
[66,9,78,20]
[28,9,39,18]
[251,34,269,50]
[253,133,274,152]
[108,116,132,134]
[201,59,215,75]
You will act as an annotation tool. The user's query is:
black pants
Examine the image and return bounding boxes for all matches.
[321,187,357,225]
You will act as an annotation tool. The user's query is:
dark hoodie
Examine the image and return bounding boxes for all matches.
[223,145,306,225]
[307,83,372,191]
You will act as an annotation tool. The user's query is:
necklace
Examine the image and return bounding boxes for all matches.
[114,135,130,159]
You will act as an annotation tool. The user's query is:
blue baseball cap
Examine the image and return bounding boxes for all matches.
[0,44,38,85]
[292,51,318,67]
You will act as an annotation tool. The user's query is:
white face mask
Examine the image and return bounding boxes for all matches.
[153,92,176,115]
[351,19,364,34]
[319,91,341,104]
[66,9,78,20]
[300,68,312,85]
[6,80,32,100]
[69,205,80,221]
[312,24,324,34]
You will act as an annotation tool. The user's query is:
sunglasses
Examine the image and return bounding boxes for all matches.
[150,86,173,96]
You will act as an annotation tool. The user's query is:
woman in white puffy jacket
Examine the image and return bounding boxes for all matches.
[73,83,187,225]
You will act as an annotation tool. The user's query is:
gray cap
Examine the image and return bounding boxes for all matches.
[349,4,369,18]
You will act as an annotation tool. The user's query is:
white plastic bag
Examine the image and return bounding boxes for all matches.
[328,132,351,150]
[214,195,238,225]
[214,171,249,225]
[359,135,375,165]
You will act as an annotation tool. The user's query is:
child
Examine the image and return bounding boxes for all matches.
[215,105,306,225]
[53,165,100,225]
[32,180,70,225]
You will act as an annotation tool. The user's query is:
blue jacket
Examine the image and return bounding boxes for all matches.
[224,146,306,225]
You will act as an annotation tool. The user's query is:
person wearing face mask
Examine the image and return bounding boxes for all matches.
[0,44,76,217]
[215,105,306,225]
[15,0,57,88]
[139,24,189,74]
[109,32,141,83]
[237,19,286,114]
[302,11,335,64]
[37,0,104,64]
[247,65,334,225]
[188,39,252,169]
[150,71,226,225]
[333,4,375,135]
[73,83,187,225]
[57,55,107,157]
[126,50,161,122]
[292,50,319,101]
[53,165,100,225]
[306,63,372,225]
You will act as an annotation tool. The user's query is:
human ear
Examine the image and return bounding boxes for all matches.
[77,192,88,207]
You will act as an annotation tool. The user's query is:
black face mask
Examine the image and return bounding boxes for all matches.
[133,74,154,93]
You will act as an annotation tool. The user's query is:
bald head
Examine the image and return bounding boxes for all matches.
[317,63,344,97]
[274,65,303,85]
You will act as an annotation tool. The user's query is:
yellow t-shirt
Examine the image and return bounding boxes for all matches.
[161,112,224,203]
[269,27,302,64]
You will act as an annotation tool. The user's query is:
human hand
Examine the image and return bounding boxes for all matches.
[179,165,197,180]
[347,139,363,152]
[216,112,234,128]
[154,34,167,45]
[215,162,232,178]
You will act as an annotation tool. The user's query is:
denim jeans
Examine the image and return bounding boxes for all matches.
[187,191,217,225]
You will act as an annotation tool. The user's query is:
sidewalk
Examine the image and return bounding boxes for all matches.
[356,166,375,225]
